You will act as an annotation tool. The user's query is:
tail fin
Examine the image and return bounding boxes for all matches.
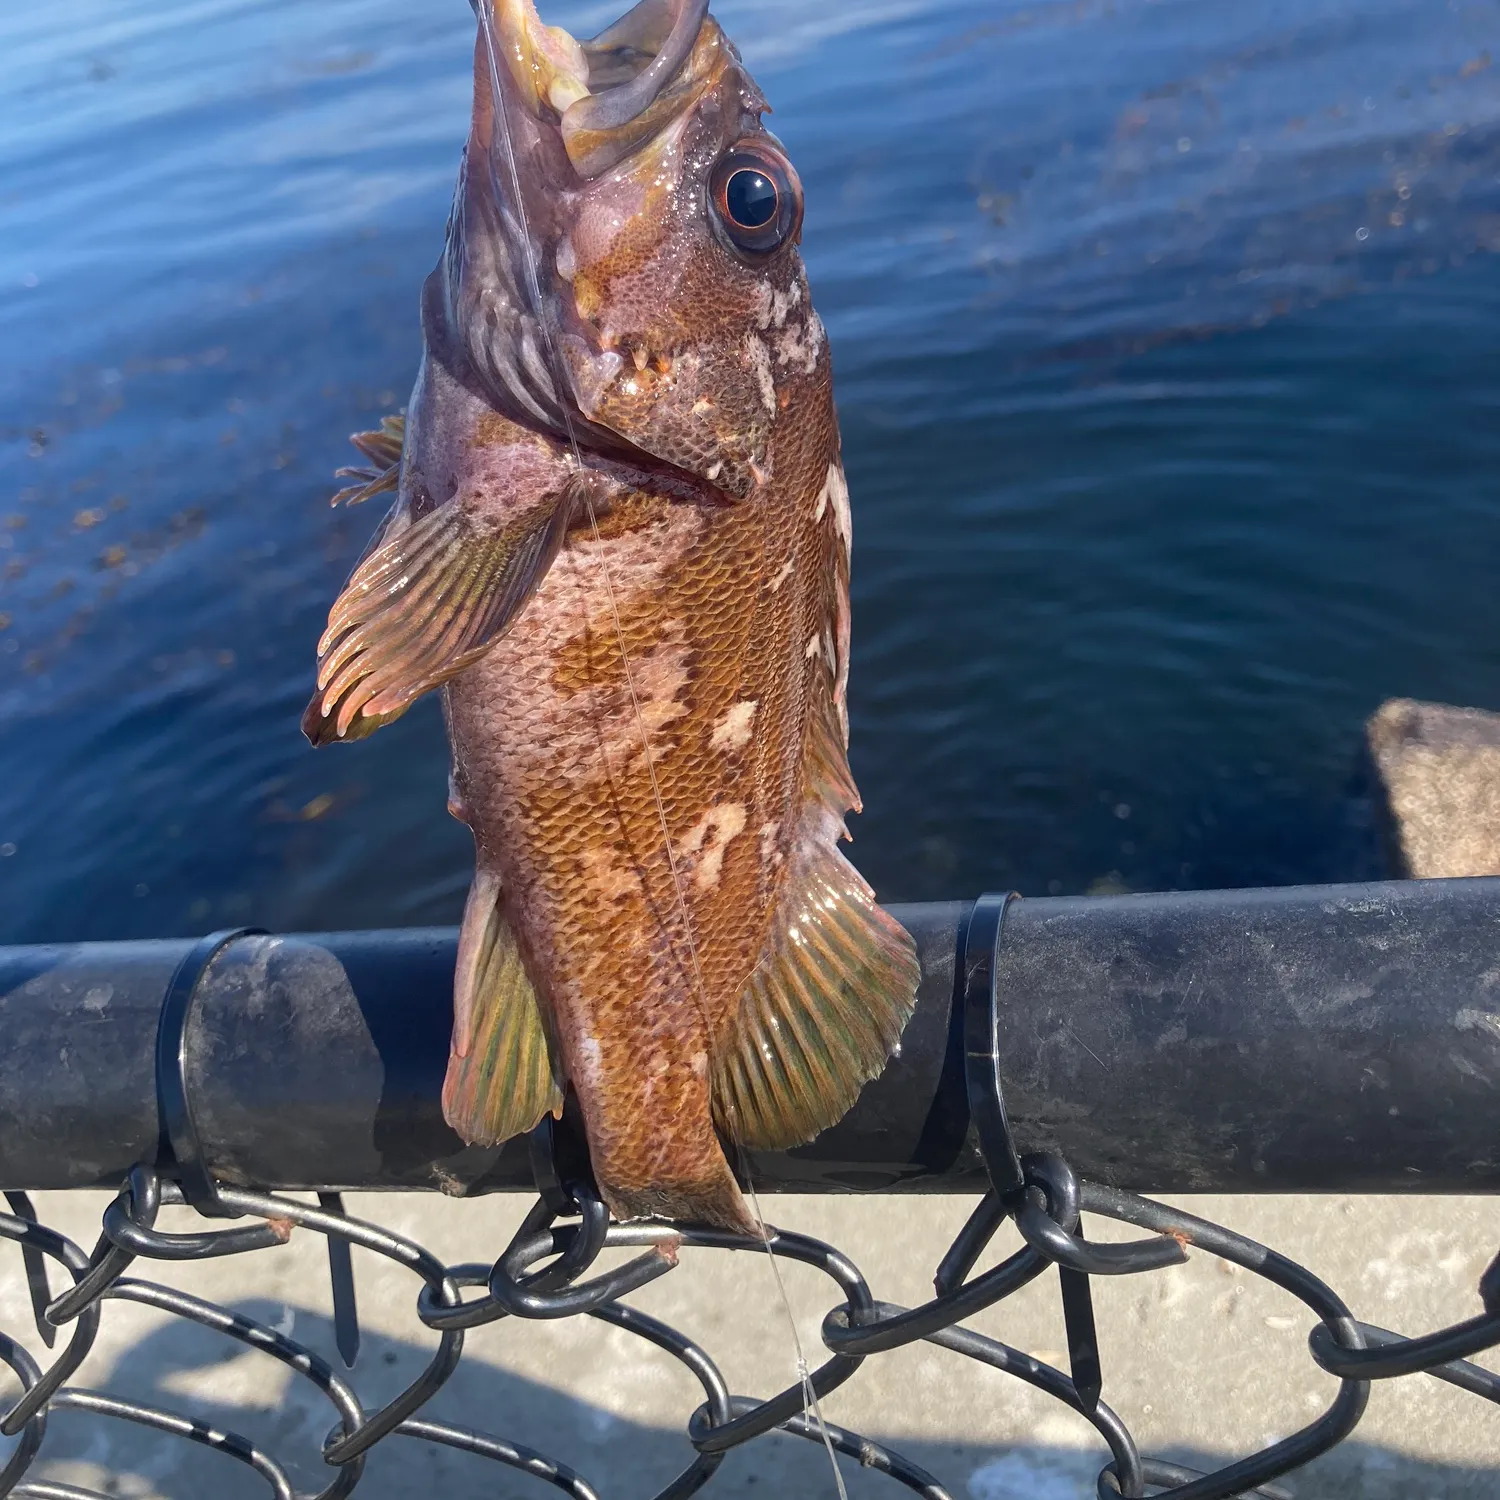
[442,869,564,1146]
[602,1171,760,1236]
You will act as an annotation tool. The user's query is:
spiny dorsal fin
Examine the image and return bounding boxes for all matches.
[301,482,575,745]
[443,869,564,1146]
[711,697,919,1150]
[332,414,406,508]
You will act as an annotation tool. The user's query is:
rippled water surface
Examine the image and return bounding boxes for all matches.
[3,0,1500,941]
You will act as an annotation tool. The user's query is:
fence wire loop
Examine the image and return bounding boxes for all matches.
[1481,1249,1500,1314]
[1,1157,1497,1499]
[488,1217,677,1321]
[0,1211,100,1439]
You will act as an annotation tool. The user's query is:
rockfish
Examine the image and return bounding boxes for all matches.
[303,0,918,1231]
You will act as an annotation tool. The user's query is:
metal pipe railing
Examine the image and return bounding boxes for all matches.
[1,876,1497,1196]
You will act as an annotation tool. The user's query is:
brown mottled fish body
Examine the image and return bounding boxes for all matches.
[304,0,918,1231]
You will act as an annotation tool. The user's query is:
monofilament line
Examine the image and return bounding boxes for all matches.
[469,0,710,1031]
[468,6,848,1491]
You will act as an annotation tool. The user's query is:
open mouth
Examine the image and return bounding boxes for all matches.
[480,0,710,174]
[463,0,750,507]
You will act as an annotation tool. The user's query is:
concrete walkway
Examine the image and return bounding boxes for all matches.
[9,1191,1498,1498]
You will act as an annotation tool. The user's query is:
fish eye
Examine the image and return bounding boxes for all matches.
[709,142,803,256]
[726,169,777,228]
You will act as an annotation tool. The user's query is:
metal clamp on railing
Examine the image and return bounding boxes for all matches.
[954,897,1295,1495]
[153,929,365,1368]
[155,928,262,1218]
[44,931,293,1334]
[959,895,1120,1419]
[947,883,1500,1494]
[960,892,1025,1199]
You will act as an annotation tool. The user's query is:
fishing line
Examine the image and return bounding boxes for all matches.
[739,1167,853,1500]
[470,0,708,1016]
[469,7,846,1491]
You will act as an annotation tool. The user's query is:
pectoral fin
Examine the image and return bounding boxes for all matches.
[302,482,575,746]
[443,870,564,1146]
[711,849,918,1150]
[711,701,920,1150]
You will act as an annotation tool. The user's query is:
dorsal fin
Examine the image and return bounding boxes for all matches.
[711,697,919,1150]
[442,869,565,1146]
[331,414,406,507]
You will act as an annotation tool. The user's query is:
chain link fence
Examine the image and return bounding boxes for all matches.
[1,1158,1498,1500]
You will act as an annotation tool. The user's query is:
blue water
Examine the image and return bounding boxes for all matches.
[3,0,1500,942]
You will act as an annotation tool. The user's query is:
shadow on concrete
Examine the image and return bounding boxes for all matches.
[18,1296,1500,1500]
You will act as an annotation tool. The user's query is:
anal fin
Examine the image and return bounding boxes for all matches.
[442,871,564,1147]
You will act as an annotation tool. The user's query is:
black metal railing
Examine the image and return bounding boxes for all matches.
[0,877,1498,1498]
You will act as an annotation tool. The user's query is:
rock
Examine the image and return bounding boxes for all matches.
[1367,697,1500,877]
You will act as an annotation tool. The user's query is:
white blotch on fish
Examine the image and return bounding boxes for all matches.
[580,844,641,902]
[819,462,852,554]
[744,332,777,413]
[677,803,748,891]
[758,820,782,865]
[710,699,758,752]
[574,1035,604,1092]
[774,309,825,374]
[753,279,803,331]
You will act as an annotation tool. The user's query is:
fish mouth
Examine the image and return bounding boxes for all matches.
[458,0,745,504]
[481,0,711,176]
